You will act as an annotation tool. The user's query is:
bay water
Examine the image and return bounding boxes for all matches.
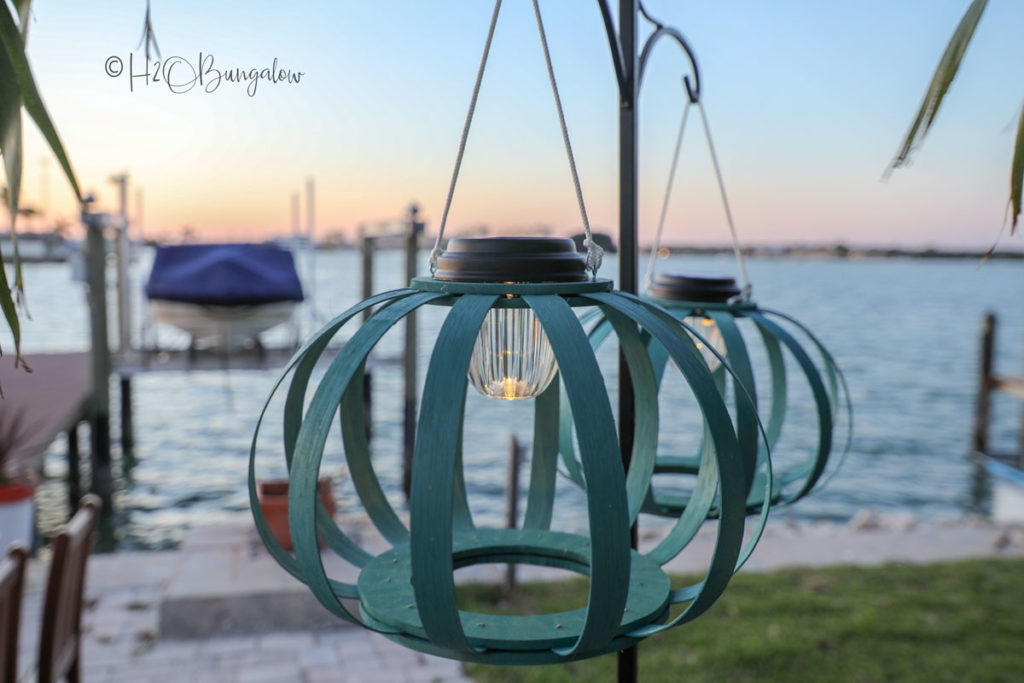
[10,248,1024,551]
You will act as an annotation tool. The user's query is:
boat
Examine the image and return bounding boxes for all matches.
[0,231,73,263]
[982,457,1024,523]
[144,243,304,349]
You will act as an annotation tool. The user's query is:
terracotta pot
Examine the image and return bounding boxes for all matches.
[0,483,35,550]
[256,477,335,551]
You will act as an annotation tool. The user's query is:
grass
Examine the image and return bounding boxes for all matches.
[459,558,1024,682]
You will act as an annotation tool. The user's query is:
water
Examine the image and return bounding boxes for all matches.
[9,249,1024,551]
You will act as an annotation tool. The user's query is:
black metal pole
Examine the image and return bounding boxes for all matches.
[617,1,639,682]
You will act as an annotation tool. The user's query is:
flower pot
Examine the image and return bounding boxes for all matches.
[0,483,35,550]
[256,477,335,551]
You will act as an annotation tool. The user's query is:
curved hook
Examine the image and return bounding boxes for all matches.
[639,25,701,103]
[597,1,701,105]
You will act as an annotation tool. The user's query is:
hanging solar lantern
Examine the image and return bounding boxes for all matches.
[643,272,850,515]
[248,0,784,666]
[248,237,770,664]
[565,277,848,519]
[577,77,853,518]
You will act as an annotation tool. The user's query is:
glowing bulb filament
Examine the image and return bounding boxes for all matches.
[683,313,726,371]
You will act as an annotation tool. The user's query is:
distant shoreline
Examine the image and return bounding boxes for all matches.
[310,241,1024,261]
[651,244,1024,261]
[138,237,1024,261]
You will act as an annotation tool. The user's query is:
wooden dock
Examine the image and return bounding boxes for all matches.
[973,312,1024,468]
[0,352,92,505]
[113,346,306,375]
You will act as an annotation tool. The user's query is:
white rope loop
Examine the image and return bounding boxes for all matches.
[531,0,602,280]
[697,101,751,300]
[429,0,504,276]
[643,98,692,292]
[643,94,752,301]
[430,0,601,280]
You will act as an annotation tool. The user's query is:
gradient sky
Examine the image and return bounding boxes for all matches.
[15,1,1024,248]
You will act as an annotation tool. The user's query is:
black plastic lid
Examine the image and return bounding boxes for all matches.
[433,237,588,283]
[647,273,740,302]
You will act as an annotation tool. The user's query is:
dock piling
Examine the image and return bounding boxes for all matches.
[84,212,113,500]
[504,434,523,592]
[972,313,995,453]
[402,206,423,500]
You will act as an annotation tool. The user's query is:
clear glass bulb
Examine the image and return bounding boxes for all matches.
[468,306,558,400]
[683,314,726,372]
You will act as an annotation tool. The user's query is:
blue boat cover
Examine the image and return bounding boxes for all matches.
[145,243,304,305]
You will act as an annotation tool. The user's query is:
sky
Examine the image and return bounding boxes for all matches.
[14,0,1024,249]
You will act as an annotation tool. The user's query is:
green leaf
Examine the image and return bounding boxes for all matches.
[886,0,988,173]
[0,0,27,369]
[12,1,31,37]
[0,1,81,203]
[1010,102,1024,233]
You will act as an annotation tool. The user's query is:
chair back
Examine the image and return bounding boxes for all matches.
[38,495,101,683]
[0,543,29,683]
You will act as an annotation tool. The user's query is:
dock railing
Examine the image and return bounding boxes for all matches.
[973,312,1024,470]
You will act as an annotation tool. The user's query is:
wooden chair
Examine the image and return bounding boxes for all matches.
[38,494,101,683]
[1,542,29,683]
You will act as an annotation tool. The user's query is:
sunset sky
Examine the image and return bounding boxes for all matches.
[16,1,1024,249]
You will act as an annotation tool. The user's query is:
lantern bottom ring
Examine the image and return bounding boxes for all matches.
[357,528,670,660]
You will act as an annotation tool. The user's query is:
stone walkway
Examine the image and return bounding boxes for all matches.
[14,513,1024,682]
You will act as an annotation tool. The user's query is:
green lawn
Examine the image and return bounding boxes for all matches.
[459,558,1024,682]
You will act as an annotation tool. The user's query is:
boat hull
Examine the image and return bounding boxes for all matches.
[149,300,296,349]
[984,456,1024,524]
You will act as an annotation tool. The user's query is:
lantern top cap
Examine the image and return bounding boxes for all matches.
[647,273,740,303]
[433,237,588,283]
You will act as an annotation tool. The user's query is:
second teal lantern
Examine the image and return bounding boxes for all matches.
[566,272,849,518]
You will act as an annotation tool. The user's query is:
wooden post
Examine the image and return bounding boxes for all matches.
[360,229,376,441]
[402,206,422,500]
[504,434,522,592]
[111,174,131,354]
[67,425,80,510]
[362,370,373,441]
[972,312,995,454]
[360,230,374,323]
[84,214,112,498]
[120,375,134,454]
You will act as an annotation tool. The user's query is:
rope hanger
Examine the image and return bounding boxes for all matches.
[429,0,604,280]
[642,87,752,301]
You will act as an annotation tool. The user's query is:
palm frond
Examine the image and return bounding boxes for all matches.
[0,3,81,204]
[0,0,80,375]
[0,2,28,370]
[1010,102,1024,233]
[886,0,988,175]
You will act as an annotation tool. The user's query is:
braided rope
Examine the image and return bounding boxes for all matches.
[643,99,692,292]
[697,102,751,300]
[429,0,504,275]
[532,0,602,279]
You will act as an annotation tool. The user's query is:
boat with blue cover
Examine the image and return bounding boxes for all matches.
[145,242,304,349]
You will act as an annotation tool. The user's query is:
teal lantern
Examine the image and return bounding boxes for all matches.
[594,272,850,517]
[248,238,769,664]
[611,66,852,517]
